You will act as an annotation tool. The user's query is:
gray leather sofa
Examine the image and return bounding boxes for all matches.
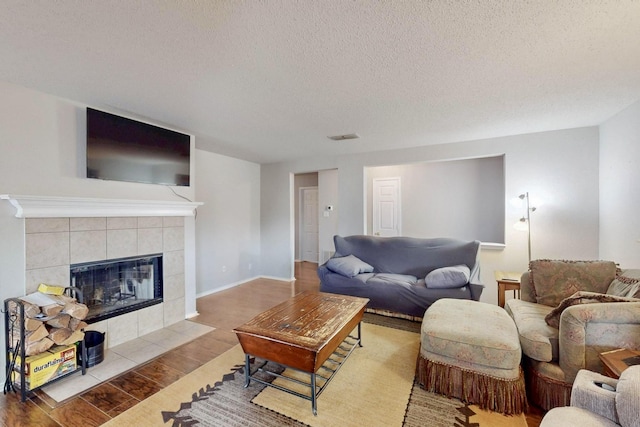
[318,235,484,318]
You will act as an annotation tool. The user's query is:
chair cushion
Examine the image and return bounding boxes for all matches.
[366,273,417,286]
[530,260,617,307]
[505,299,558,362]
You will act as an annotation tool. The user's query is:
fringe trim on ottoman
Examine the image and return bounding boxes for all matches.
[416,356,528,415]
[524,361,572,410]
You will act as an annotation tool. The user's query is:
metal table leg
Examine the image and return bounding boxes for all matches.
[311,372,317,415]
[243,353,251,387]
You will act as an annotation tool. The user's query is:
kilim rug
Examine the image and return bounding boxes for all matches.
[103,316,526,427]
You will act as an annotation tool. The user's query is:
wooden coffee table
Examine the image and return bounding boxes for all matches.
[233,291,369,415]
[599,348,640,379]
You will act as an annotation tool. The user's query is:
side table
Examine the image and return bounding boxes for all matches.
[497,279,521,308]
[599,348,640,379]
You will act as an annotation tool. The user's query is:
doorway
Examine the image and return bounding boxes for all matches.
[293,172,319,262]
[372,177,401,237]
[300,186,319,262]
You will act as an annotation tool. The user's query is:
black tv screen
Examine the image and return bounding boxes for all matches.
[86,108,191,186]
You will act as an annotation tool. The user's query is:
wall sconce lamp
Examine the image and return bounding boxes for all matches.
[513,192,536,262]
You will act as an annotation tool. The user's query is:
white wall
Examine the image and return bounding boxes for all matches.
[260,127,601,304]
[0,80,238,385]
[0,81,201,302]
[195,149,261,295]
[318,169,339,263]
[599,100,640,268]
[0,81,196,201]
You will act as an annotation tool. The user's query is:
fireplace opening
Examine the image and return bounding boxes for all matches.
[70,254,163,323]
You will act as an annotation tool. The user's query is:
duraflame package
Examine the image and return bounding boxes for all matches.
[12,344,77,390]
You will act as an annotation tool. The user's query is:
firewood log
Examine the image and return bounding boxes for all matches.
[63,302,89,320]
[42,304,63,317]
[61,330,85,346]
[46,313,71,329]
[49,294,77,305]
[25,337,54,356]
[69,318,88,331]
[26,324,49,343]
[49,328,73,345]
[22,301,41,318]
[24,317,43,332]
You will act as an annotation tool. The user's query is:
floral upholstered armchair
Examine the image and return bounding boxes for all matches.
[505,260,640,410]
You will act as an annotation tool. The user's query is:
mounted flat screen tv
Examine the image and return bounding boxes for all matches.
[86,108,190,186]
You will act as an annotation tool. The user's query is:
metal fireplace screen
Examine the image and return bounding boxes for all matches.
[70,254,163,323]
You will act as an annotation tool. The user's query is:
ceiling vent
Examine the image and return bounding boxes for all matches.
[327,133,360,141]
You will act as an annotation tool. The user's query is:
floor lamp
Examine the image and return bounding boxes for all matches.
[514,192,536,263]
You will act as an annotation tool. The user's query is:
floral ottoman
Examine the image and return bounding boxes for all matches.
[416,299,527,414]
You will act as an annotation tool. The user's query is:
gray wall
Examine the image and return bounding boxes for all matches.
[366,156,504,242]
[195,150,261,295]
[260,127,601,304]
[318,169,339,263]
[599,100,640,268]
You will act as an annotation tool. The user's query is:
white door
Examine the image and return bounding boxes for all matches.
[373,177,401,237]
[301,187,319,262]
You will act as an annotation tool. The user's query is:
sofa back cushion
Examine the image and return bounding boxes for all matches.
[333,235,480,281]
[529,260,617,307]
[519,271,537,302]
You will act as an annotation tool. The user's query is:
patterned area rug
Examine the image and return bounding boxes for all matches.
[104,315,526,427]
[250,322,418,426]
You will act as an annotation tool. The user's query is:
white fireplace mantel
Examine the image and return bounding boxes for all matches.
[0,194,203,218]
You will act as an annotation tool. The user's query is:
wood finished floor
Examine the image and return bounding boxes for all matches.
[1,262,544,426]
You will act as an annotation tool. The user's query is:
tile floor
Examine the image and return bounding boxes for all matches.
[40,320,214,402]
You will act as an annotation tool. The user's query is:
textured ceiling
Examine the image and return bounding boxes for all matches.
[1,1,639,164]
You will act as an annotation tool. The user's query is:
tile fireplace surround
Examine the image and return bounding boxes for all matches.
[1,195,202,351]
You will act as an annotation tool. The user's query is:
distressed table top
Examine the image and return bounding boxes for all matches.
[234,291,369,372]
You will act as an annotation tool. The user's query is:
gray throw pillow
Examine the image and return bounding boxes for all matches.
[326,255,374,278]
[425,265,470,289]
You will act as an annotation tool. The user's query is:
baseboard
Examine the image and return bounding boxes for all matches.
[196,276,259,298]
[259,275,296,282]
[195,275,295,298]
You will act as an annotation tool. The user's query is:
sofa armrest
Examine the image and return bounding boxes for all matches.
[570,369,619,424]
[317,264,331,284]
[468,282,485,301]
[559,301,640,382]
